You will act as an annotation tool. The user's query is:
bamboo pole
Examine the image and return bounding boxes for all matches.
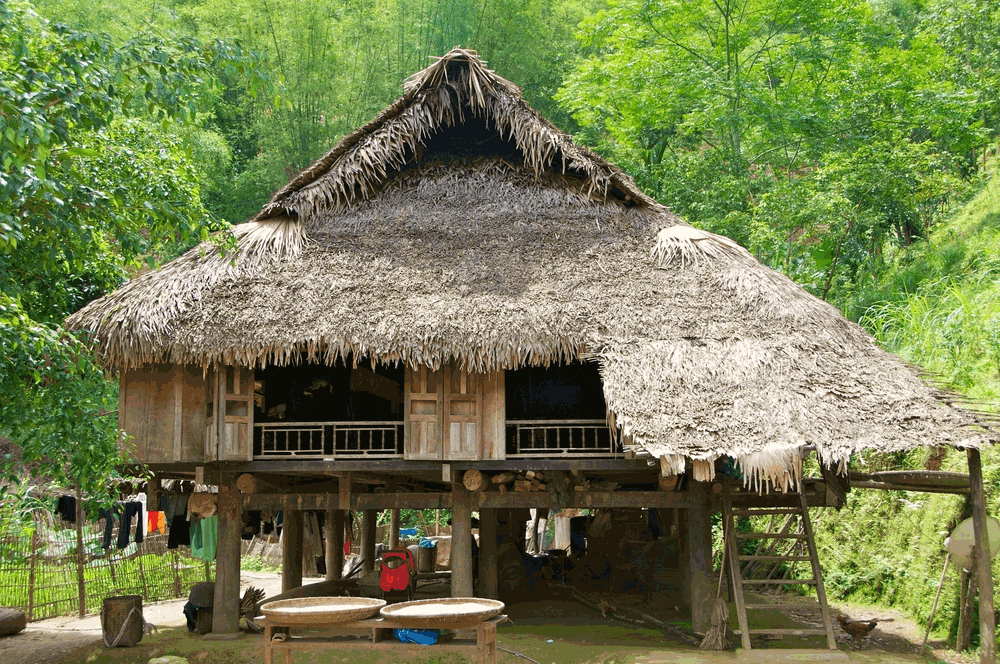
[27,524,38,622]
[75,485,86,618]
[921,552,951,654]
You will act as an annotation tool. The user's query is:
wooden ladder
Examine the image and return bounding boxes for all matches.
[722,484,837,650]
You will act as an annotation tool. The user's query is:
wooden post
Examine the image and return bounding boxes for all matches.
[75,485,86,618]
[554,514,571,552]
[959,546,979,651]
[325,510,345,581]
[362,509,378,573]
[452,485,473,597]
[968,448,996,664]
[212,473,242,635]
[686,481,713,635]
[146,475,160,515]
[282,510,303,593]
[479,508,498,599]
[389,509,400,550]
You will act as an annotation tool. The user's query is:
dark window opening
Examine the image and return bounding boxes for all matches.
[504,361,613,456]
[505,361,606,420]
[253,355,403,457]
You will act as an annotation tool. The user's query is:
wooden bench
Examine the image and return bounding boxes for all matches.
[262,614,504,664]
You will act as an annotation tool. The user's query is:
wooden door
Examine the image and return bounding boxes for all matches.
[444,366,481,460]
[217,365,253,461]
[404,364,501,460]
[405,366,444,460]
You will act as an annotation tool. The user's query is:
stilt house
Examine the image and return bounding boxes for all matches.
[67,49,996,647]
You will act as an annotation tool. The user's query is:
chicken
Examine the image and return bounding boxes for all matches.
[837,614,878,647]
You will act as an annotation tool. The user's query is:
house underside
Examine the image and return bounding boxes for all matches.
[126,358,855,640]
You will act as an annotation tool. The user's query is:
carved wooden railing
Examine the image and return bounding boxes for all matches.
[255,421,403,459]
[506,420,619,458]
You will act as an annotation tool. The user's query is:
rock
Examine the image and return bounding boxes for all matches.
[148,657,190,664]
[0,607,27,636]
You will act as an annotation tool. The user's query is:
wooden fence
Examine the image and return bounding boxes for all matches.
[0,510,213,621]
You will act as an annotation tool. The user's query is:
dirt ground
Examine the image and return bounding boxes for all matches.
[0,574,968,664]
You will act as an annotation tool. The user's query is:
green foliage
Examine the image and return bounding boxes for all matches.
[558,0,986,308]
[0,0,273,496]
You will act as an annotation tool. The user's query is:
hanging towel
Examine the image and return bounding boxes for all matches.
[191,515,219,561]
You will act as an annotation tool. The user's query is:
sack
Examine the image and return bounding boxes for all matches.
[395,628,438,645]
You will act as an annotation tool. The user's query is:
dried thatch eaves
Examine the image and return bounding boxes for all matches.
[67,48,995,488]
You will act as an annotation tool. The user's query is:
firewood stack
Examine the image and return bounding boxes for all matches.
[489,470,546,493]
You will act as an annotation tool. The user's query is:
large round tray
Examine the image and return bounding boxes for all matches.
[380,598,505,629]
[262,597,386,626]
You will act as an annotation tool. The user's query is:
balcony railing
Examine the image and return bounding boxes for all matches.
[255,421,402,459]
[506,420,619,458]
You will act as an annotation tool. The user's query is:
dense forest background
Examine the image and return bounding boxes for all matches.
[3,0,1000,644]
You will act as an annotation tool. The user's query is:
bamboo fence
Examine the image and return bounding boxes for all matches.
[0,509,212,621]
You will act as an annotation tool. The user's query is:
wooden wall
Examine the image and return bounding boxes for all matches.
[119,364,207,463]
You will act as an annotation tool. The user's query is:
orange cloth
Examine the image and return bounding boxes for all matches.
[147,511,166,534]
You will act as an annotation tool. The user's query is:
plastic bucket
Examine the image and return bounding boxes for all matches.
[101,595,143,647]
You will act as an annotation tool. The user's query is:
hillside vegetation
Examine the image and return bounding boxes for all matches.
[813,163,1000,645]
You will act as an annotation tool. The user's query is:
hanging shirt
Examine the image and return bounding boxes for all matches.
[191,515,218,561]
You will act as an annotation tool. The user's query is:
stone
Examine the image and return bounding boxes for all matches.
[0,607,27,636]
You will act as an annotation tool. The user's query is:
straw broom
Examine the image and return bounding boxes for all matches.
[699,523,730,650]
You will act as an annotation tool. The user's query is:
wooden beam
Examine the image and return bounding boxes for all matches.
[687,481,713,635]
[452,485,473,597]
[242,490,694,511]
[212,473,241,635]
[968,449,996,664]
[243,490,696,511]
[282,510,303,594]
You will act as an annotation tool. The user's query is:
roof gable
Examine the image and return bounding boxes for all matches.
[254,48,655,223]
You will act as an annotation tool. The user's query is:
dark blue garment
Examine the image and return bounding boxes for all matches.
[117,501,143,549]
[98,507,115,549]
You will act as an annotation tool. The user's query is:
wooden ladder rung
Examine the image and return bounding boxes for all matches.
[744,603,822,610]
[739,555,811,562]
[742,579,817,585]
[735,629,830,636]
[736,533,808,539]
[731,508,801,515]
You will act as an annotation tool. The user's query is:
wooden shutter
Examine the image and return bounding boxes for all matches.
[405,366,444,460]
[216,365,253,461]
[444,366,482,460]
[119,364,174,463]
[481,371,505,460]
[404,364,502,460]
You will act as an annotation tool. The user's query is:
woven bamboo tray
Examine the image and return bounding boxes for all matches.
[380,598,505,629]
[262,597,386,626]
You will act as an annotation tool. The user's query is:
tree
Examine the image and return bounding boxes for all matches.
[0,0,272,499]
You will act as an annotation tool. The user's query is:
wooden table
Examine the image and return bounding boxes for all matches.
[261,613,504,664]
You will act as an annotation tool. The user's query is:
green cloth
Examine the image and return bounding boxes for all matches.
[191,515,218,561]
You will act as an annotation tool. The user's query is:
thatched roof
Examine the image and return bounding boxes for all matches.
[67,48,995,486]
